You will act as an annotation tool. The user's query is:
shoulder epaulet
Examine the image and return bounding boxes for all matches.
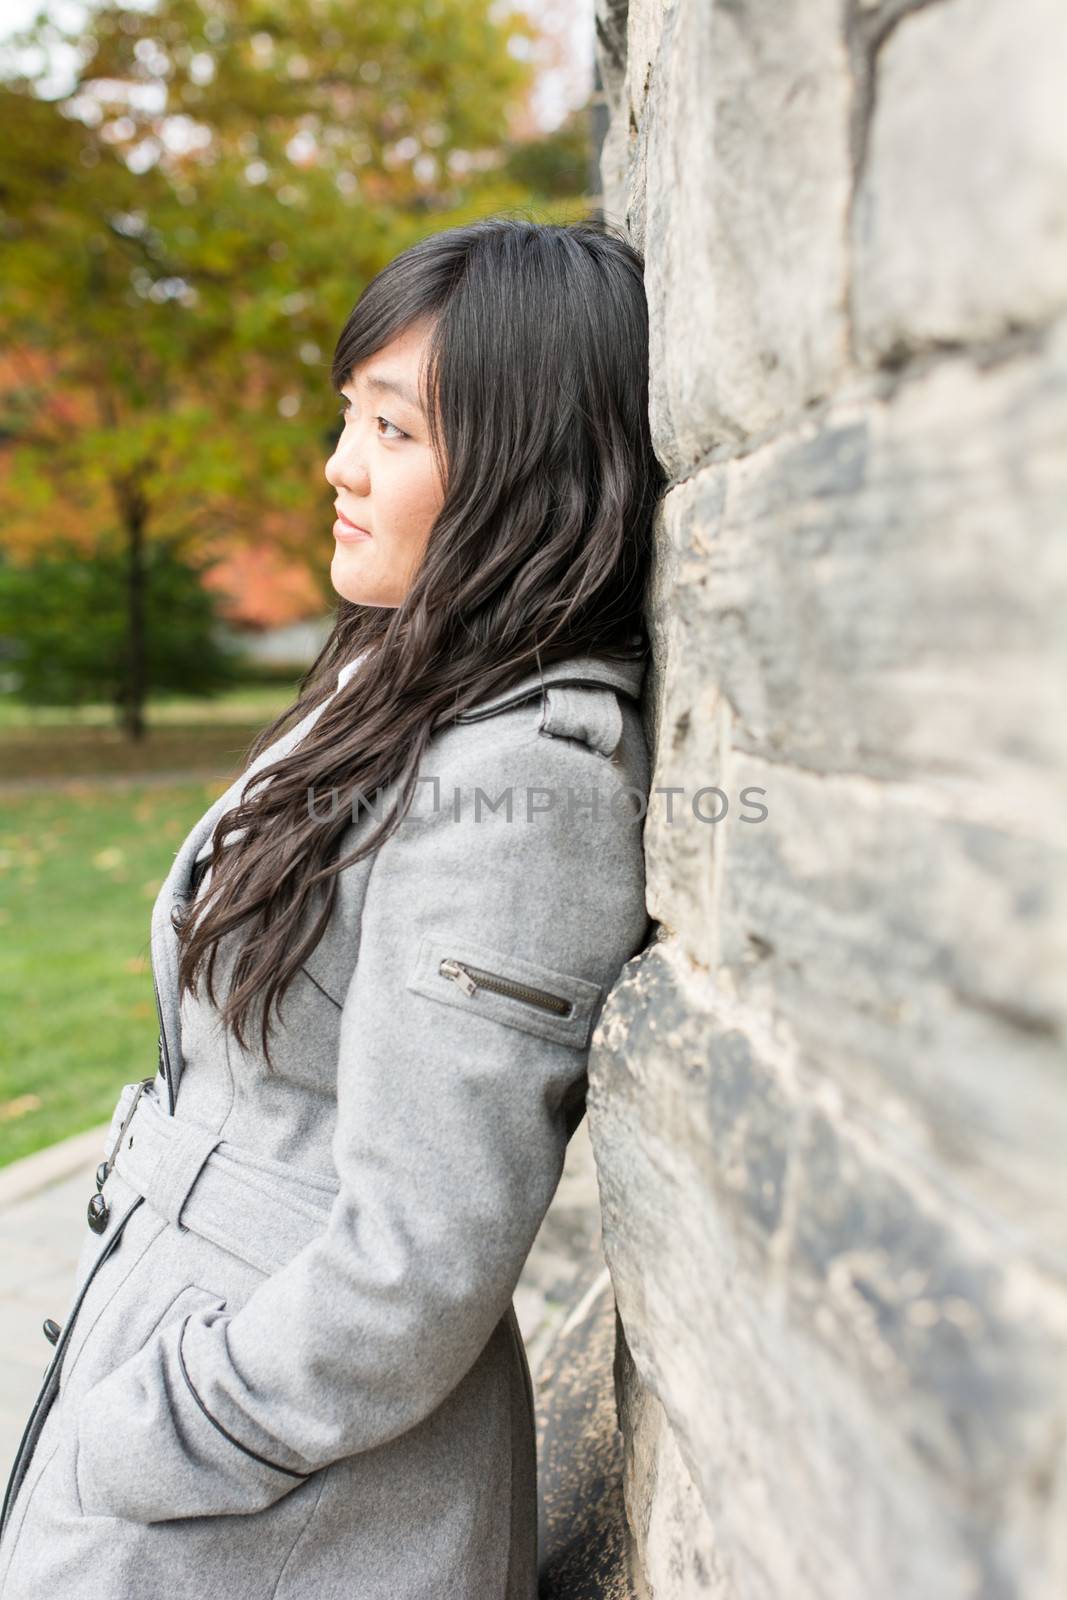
[537,683,623,759]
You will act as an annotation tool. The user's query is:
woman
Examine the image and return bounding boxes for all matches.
[0,214,663,1598]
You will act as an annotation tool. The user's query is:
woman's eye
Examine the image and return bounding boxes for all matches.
[335,404,405,441]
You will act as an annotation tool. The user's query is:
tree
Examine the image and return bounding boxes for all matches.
[0,0,584,736]
[500,105,593,198]
[0,539,240,715]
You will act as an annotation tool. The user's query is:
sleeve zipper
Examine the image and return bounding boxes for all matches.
[438,958,573,1017]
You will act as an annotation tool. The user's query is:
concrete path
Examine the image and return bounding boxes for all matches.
[0,1117,605,1485]
[0,1135,107,1478]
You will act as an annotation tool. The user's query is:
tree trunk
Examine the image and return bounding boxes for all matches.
[115,479,149,741]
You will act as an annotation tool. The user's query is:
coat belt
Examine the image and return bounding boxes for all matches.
[107,1081,339,1277]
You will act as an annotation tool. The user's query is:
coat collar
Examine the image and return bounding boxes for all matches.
[334,644,648,714]
[151,642,647,1111]
[451,647,647,721]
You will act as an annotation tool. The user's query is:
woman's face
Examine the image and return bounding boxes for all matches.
[324,319,445,607]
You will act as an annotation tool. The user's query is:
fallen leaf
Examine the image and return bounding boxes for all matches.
[0,1094,42,1123]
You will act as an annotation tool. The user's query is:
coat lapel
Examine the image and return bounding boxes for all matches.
[149,690,345,1111]
[151,646,647,1110]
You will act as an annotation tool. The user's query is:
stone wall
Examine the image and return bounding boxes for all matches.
[587,2,1067,1595]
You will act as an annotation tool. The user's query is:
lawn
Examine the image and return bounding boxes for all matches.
[0,781,233,1166]
[0,682,302,1166]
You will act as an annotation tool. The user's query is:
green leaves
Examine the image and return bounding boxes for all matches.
[0,0,556,566]
[0,0,591,729]
[0,539,241,710]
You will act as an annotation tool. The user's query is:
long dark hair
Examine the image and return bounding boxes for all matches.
[177,214,665,1058]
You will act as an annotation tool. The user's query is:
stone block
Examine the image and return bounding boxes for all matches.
[643,0,852,473]
[852,0,1067,357]
[588,940,1067,1599]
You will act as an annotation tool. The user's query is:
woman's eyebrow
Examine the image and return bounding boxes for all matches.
[341,372,424,414]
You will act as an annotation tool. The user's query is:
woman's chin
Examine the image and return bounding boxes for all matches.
[330,547,398,608]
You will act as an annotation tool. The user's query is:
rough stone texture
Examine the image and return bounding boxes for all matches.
[852,0,1067,360]
[645,329,1067,1260]
[589,943,1067,1598]
[615,1325,720,1598]
[595,0,633,235]
[590,0,1067,1595]
[641,0,852,474]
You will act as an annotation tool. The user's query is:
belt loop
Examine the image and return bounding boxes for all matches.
[143,1122,223,1230]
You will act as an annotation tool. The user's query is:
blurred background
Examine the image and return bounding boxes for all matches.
[0,0,600,1166]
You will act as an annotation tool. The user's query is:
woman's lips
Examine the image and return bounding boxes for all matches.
[333,509,372,542]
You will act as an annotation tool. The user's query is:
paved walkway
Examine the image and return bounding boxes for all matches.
[0,1150,103,1476]
[0,1118,605,1483]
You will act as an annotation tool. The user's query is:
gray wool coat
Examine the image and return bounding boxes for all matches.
[0,645,651,1600]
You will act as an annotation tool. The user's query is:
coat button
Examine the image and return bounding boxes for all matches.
[95,1161,109,1192]
[43,1318,61,1346]
[87,1193,109,1233]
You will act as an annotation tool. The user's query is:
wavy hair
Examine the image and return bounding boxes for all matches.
[176,214,666,1059]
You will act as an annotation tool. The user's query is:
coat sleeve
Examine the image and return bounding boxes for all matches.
[73,721,649,1523]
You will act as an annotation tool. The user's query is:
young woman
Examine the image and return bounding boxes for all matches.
[0,215,663,1599]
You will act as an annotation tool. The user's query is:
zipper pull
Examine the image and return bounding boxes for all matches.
[439,958,478,997]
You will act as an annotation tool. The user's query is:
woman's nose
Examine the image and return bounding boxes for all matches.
[324,436,370,493]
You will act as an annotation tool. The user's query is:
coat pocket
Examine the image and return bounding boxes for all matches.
[71,1284,227,1520]
[59,1198,225,1414]
[405,930,605,1049]
[141,1282,227,1349]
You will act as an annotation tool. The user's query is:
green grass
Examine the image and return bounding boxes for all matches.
[0,781,228,1166]
[0,683,302,1163]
